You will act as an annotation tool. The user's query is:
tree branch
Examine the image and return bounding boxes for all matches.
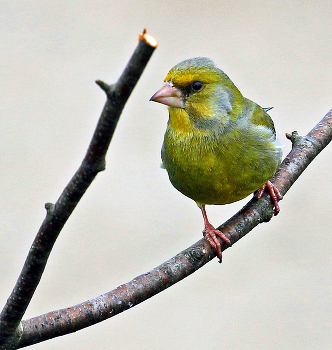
[0,30,157,350]
[9,108,332,348]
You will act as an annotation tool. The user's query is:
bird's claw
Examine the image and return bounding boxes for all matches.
[256,180,283,215]
[203,223,232,263]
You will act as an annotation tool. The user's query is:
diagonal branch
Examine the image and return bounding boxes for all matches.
[12,108,332,348]
[0,30,157,350]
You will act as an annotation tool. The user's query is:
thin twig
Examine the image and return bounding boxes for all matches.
[13,108,332,348]
[0,30,157,350]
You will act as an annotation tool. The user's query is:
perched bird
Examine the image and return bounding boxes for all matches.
[150,57,282,262]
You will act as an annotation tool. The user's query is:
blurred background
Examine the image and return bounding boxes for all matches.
[1,1,332,349]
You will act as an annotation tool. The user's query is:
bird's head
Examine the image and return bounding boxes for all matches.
[150,57,242,127]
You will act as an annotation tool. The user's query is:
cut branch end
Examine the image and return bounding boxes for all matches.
[138,28,158,48]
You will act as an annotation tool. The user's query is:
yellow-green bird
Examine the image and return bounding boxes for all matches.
[150,57,282,262]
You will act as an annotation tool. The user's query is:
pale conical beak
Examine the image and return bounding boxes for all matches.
[150,83,185,108]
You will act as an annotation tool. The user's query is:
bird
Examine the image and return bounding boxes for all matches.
[150,57,282,262]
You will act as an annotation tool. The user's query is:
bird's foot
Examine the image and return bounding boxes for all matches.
[256,180,283,215]
[203,222,232,263]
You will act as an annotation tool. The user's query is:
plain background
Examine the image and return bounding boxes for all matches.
[1,1,332,349]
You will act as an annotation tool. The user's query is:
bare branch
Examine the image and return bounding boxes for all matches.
[12,108,332,348]
[0,30,157,350]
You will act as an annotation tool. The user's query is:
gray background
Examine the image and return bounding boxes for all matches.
[1,1,332,349]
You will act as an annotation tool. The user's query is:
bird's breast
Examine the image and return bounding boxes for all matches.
[161,115,281,205]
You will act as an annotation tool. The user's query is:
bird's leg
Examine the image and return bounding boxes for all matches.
[256,180,283,215]
[200,204,232,263]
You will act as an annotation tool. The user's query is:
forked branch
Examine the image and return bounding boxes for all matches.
[0,30,157,350]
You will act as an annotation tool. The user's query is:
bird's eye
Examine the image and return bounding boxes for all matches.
[191,81,204,92]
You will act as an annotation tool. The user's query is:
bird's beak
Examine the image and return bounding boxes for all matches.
[150,83,185,108]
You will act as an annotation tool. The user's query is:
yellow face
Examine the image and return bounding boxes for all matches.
[162,58,243,132]
[166,58,230,104]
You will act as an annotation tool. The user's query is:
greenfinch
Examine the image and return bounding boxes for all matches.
[150,57,282,262]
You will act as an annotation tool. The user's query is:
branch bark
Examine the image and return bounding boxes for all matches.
[11,108,332,348]
[2,28,332,350]
[0,30,157,350]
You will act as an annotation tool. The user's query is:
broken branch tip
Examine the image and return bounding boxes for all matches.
[138,28,158,48]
